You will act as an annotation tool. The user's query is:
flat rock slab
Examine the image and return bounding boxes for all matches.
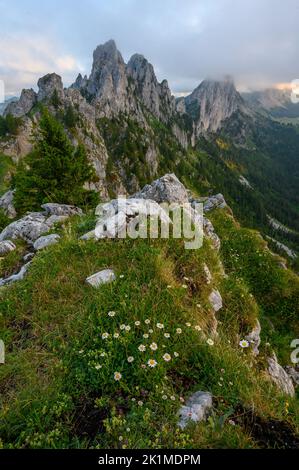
[86,269,116,288]
[33,234,61,251]
[178,391,213,429]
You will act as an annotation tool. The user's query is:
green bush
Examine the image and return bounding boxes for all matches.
[0,114,22,138]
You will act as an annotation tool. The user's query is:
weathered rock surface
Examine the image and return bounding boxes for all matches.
[285,366,299,386]
[132,174,189,204]
[267,354,295,397]
[37,73,64,102]
[86,269,116,288]
[127,54,175,123]
[185,78,250,137]
[178,391,213,429]
[203,217,221,250]
[95,198,172,239]
[209,289,223,312]
[0,118,33,162]
[0,203,82,244]
[0,213,50,243]
[4,89,37,118]
[41,203,83,217]
[0,240,16,256]
[33,234,60,251]
[0,261,31,287]
[0,190,17,218]
[245,320,261,356]
[203,194,227,213]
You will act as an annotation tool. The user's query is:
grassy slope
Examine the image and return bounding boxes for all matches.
[0,211,298,449]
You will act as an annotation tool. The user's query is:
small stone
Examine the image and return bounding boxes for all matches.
[178,391,213,429]
[86,269,116,288]
[245,320,261,356]
[209,289,223,312]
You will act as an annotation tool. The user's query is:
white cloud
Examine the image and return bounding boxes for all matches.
[0,34,81,95]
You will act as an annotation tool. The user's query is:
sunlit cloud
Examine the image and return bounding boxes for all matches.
[0,34,82,96]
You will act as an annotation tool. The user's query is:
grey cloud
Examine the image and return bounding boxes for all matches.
[1,0,298,96]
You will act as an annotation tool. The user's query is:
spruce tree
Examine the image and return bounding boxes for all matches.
[14,109,98,213]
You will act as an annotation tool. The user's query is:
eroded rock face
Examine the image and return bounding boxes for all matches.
[0,118,33,162]
[203,194,227,213]
[86,269,116,288]
[0,190,17,218]
[178,392,213,429]
[127,54,175,123]
[285,366,299,386]
[133,174,189,204]
[33,234,60,251]
[267,354,295,397]
[4,89,37,118]
[0,240,16,256]
[37,73,64,102]
[185,78,250,137]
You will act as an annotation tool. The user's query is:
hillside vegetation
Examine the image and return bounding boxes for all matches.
[0,208,298,449]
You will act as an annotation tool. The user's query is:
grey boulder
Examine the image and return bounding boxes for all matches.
[0,213,50,243]
[203,194,227,213]
[267,354,295,397]
[86,269,116,288]
[41,203,83,217]
[132,174,189,204]
[33,234,60,251]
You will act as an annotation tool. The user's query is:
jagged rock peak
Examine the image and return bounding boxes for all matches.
[4,89,37,118]
[71,73,88,90]
[127,53,175,121]
[87,39,127,97]
[37,73,64,102]
[127,54,158,85]
[185,77,248,133]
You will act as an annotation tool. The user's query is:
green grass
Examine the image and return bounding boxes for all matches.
[0,213,298,449]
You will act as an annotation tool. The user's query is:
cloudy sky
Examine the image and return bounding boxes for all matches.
[0,0,298,97]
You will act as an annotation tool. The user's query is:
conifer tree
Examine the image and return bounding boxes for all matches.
[14,109,97,213]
